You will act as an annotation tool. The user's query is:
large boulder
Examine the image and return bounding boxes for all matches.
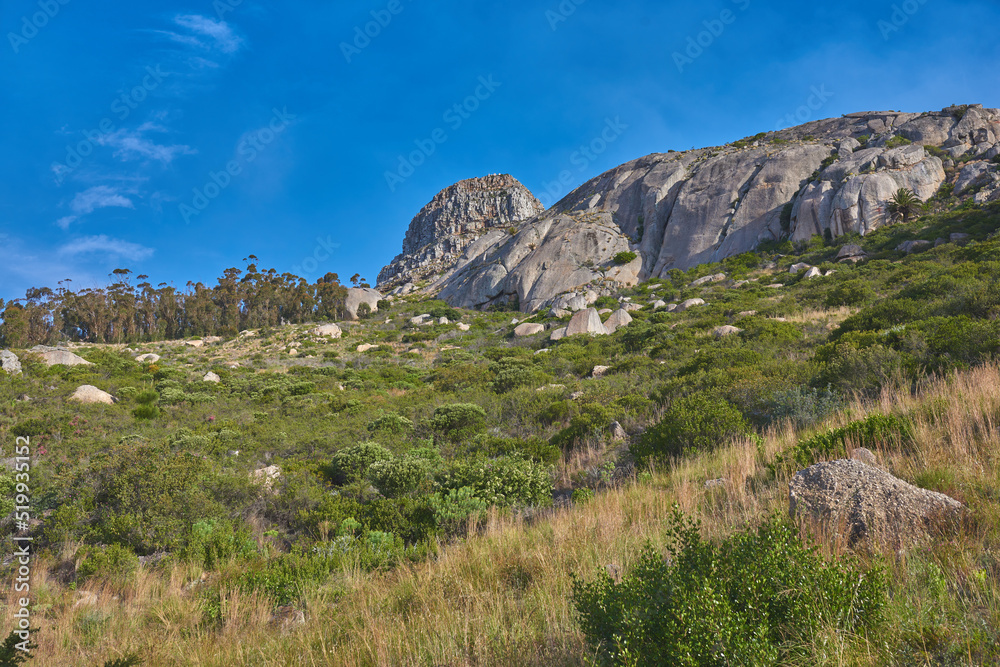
[1,350,21,375]
[314,324,343,338]
[513,323,545,337]
[603,309,633,334]
[30,345,93,367]
[69,385,117,405]
[954,161,994,194]
[565,308,608,337]
[789,459,964,551]
[135,353,161,363]
[345,288,383,320]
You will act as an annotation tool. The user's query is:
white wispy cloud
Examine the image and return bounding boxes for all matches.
[174,14,243,53]
[96,123,196,164]
[56,216,78,230]
[57,235,155,262]
[70,186,135,215]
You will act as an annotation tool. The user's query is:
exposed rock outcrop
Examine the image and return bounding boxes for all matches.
[395,105,999,312]
[345,288,383,321]
[30,345,93,367]
[69,385,116,405]
[789,459,964,551]
[1,350,21,375]
[377,174,544,290]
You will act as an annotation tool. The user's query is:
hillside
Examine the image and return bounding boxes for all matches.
[3,104,1000,664]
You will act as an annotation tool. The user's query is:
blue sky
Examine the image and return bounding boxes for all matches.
[1,0,999,300]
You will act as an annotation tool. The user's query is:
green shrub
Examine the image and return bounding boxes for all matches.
[633,392,750,461]
[613,251,638,265]
[549,403,614,451]
[330,442,393,485]
[180,520,257,570]
[11,418,50,437]
[826,279,875,307]
[490,357,538,394]
[429,486,489,534]
[132,404,160,420]
[572,510,887,666]
[366,411,414,435]
[76,544,139,585]
[572,488,595,504]
[356,302,373,319]
[773,413,914,473]
[434,456,552,508]
[430,403,487,442]
[886,135,912,148]
[367,456,432,498]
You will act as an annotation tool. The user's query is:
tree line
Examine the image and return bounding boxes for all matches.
[0,257,359,348]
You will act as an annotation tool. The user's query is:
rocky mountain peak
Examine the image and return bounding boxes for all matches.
[376,174,543,290]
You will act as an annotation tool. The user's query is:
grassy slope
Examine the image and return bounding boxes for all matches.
[3,201,1000,665]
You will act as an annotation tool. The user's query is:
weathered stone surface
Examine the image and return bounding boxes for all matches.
[622,303,642,312]
[356,344,379,353]
[713,325,742,339]
[314,324,343,338]
[565,308,608,336]
[514,323,545,337]
[690,273,726,287]
[789,459,964,551]
[851,448,879,467]
[378,174,544,290]
[954,161,994,194]
[837,244,867,261]
[591,365,611,378]
[30,346,93,367]
[651,300,667,310]
[897,240,933,254]
[1,350,21,375]
[676,298,705,312]
[251,465,281,491]
[345,288,383,321]
[185,340,204,348]
[204,372,221,383]
[411,107,994,312]
[610,421,627,441]
[603,309,633,334]
[804,266,822,279]
[69,385,116,405]
[790,262,811,274]
[549,327,568,341]
[457,322,471,331]
[135,353,161,363]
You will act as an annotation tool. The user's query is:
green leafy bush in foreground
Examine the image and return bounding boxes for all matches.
[632,392,750,461]
[572,510,887,666]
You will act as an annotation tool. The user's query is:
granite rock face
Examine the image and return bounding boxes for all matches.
[390,106,1000,312]
[377,174,544,290]
[789,459,964,551]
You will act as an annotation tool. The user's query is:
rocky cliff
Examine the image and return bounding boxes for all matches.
[376,174,544,291]
[386,105,1000,312]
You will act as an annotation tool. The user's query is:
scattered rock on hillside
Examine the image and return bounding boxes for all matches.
[851,448,879,467]
[30,346,93,367]
[69,385,116,405]
[185,340,204,348]
[690,273,726,287]
[550,327,568,341]
[713,325,742,339]
[651,300,667,310]
[897,240,933,254]
[566,308,608,337]
[804,266,822,279]
[548,307,571,318]
[789,459,964,551]
[457,322,471,332]
[410,314,431,325]
[251,465,281,491]
[357,344,379,353]
[951,232,972,243]
[135,353,161,363]
[954,161,993,194]
[591,365,611,378]
[790,263,812,274]
[314,324,342,338]
[514,323,545,337]
[676,298,705,312]
[610,421,627,441]
[836,244,867,263]
[603,309,633,334]
[345,288,383,321]
[204,372,221,383]
[1,350,22,375]
[622,303,642,312]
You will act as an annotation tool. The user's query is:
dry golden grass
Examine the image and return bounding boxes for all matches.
[6,364,1000,665]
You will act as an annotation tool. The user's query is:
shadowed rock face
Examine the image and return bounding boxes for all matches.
[390,105,1000,312]
[376,174,544,290]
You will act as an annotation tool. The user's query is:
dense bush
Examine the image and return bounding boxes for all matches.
[330,442,393,485]
[366,411,414,435]
[772,412,914,473]
[367,456,432,497]
[434,456,552,508]
[430,403,487,442]
[613,251,638,265]
[573,510,887,666]
[76,543,139,585]
[633,392,750,461]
